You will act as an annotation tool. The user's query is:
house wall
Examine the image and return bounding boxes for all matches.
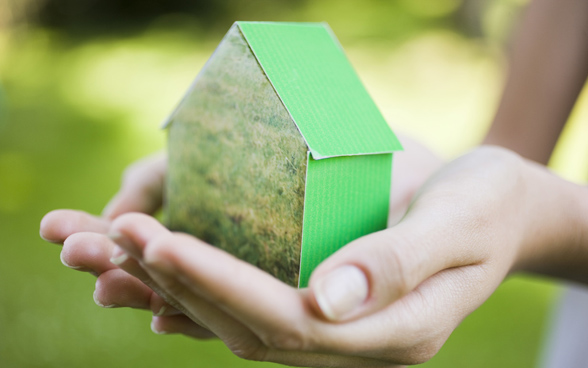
[299,153,392,287]
[165,25,308,286]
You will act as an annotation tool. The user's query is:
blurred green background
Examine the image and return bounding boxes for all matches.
[1,0,588,367]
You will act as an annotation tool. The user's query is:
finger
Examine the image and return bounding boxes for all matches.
[142,233,314,351]
[143,260,391,368]
[263,350,401,368]
[110,214,204,320]
[150,293,182,317]
[92,267,181,316]
[147,284,395,368]
[132,240,256,336]
[271,265,498,364]
[102,153,166,220]
[110,213,209,319]
[90,268,176,316]
[346,263,501,364]
[141,254,269,359]
[109,213,169,259]
[115,214,422,365]
[308,202,485,322]
[109,215,275,357]
[93,269,153,309]
[109,214,193,316]
[150,311,396,368]
[110,245,181,316]
[61,232,116,274]
[142,235,443,365]
[150,312,398,368]
[61,231,180,315]
[40,210,110,244]
[151,315,216,339]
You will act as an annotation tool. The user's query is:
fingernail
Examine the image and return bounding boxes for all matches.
[40,232,59,243]
[108,231,126,246]
[109,231,140,258]
[153,305,167,317]
[314,265,369,321]
[110,246,129,265]
[93,290,118,308]
[39,215,62,243]
[151,318,167,335]
[60,251,83,270]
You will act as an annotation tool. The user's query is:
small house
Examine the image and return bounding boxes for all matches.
[163,22,402,287]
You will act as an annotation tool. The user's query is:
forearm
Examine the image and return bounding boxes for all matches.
[514,158,588,284]
[484,0,588,164]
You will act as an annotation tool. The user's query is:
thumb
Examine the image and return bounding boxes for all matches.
[102,153,166,220]
[308,209,479,322]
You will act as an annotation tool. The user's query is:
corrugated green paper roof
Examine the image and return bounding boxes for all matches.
[237,21,402,160]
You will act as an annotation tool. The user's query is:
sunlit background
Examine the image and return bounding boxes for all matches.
[1,0,588,367]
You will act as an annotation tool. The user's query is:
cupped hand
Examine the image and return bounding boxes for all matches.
[39,153,213,338]
[38,134,443,344]
[107,146,583,366]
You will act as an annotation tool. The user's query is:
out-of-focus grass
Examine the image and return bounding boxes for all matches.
[1,4,587,367]
[0,24,277,368]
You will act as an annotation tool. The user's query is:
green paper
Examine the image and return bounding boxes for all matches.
[238,22,402,159]
[164,22,401,289]
[298,154,392,287]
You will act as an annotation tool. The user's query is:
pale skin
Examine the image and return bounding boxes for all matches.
[40,144,588,366]
[39,0,588,365]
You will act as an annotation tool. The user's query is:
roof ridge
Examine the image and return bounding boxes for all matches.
[237,21,402,159]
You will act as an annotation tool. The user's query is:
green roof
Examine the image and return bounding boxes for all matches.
[237,21,402,160]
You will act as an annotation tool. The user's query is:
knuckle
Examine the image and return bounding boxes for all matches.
[388,326,449,365]
[227,340,267,361]
[261,327,309,351]
[473,145,521,164]
[156,276,189,301]
[379,237,415,296]
[380,339,442,365]
[400,340,444,365]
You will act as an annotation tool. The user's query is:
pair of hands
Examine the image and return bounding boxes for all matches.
[40,144,588,367]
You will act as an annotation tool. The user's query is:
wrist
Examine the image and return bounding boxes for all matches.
[512,162,588,284]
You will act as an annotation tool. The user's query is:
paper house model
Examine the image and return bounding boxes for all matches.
[163,22,402,288]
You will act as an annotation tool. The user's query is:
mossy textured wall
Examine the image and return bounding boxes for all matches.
[165,25,308,286]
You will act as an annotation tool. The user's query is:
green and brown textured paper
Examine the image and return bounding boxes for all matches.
[164,22,402,287]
